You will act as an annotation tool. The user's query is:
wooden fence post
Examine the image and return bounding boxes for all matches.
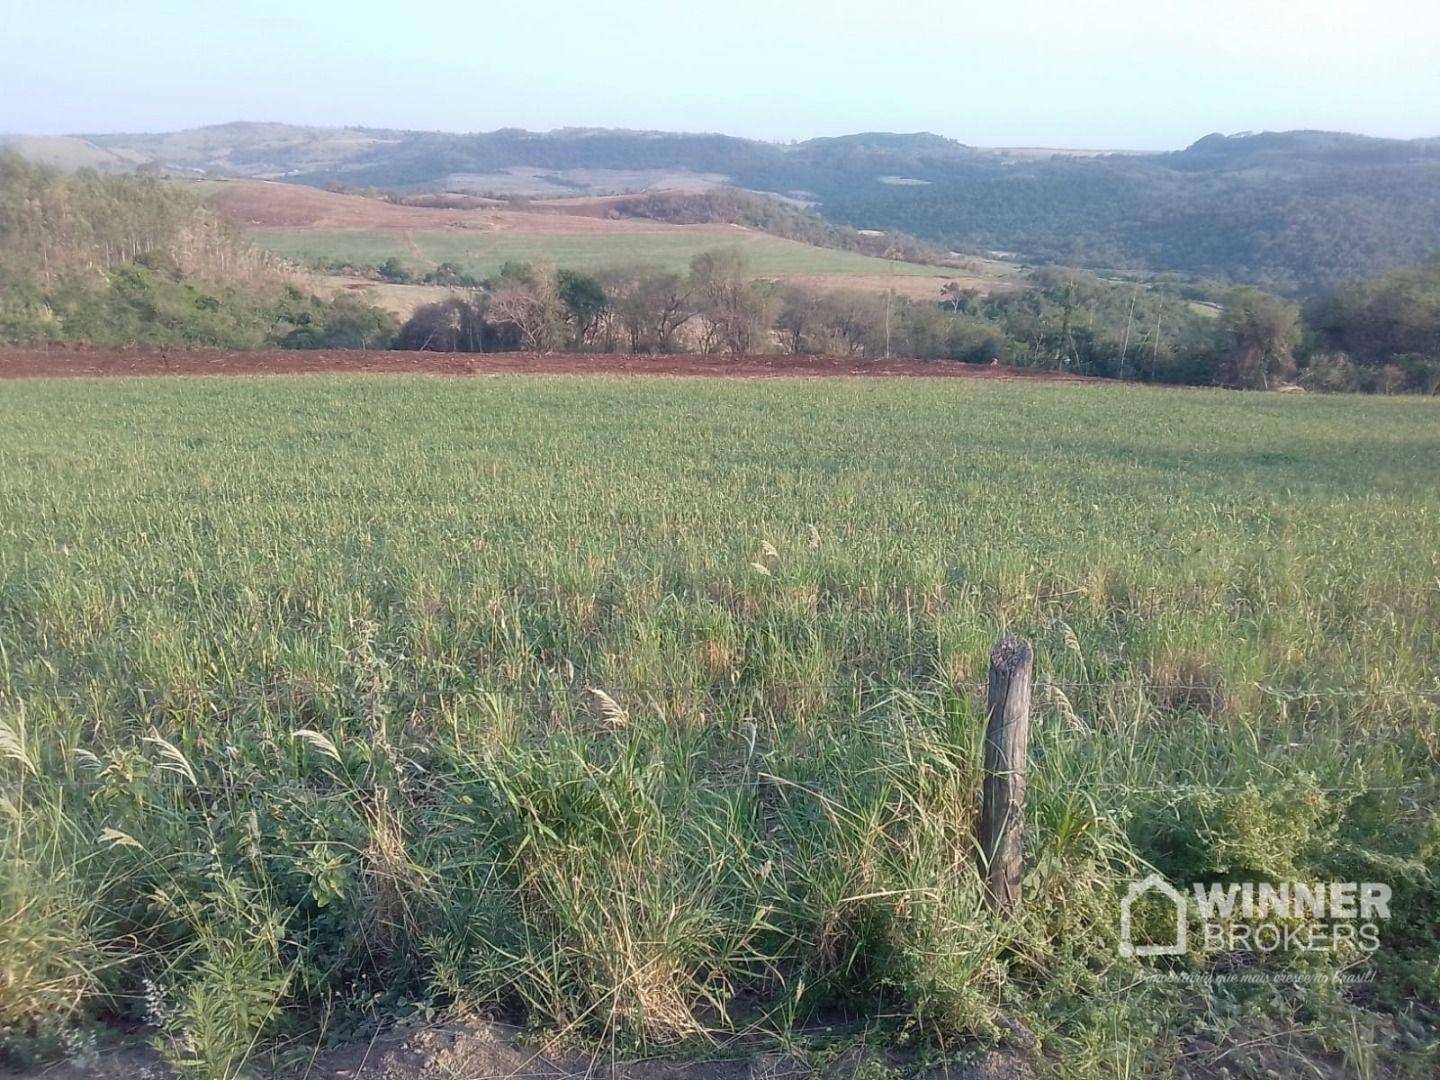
[978,635,1033,915]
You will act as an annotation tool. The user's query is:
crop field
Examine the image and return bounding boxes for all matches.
[250,227,954,282]
[200,180,991,297]
[2,375,1438,1076]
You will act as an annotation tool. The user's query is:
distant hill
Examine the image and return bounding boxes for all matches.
[817,132,1440,292]
[13,123,1440,292]
[0,134,149,172]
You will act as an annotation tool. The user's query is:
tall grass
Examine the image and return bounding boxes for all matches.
[0,376,1436,1074]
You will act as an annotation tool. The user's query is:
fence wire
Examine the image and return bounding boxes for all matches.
[371,679,1440,699]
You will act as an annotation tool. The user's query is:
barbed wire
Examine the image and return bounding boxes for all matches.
[1071,782,1431,796]
[55,778,1437,799]
[342,679,1440,699]
[10,677,1435,702]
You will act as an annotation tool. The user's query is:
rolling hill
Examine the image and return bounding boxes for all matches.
[11,123,1440,291]
[200,180,1016,316]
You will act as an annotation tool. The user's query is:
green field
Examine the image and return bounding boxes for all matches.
[2,376,1438,1075]
[250,227,953,279]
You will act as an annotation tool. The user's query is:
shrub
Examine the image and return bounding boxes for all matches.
[0,867,101,1064]
[279,294,398,350]
[422,261,481,288]
[1302,351,1361,392]
[395,296,493,351]
[376,257,415,284]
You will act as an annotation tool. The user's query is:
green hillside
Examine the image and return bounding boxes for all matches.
[251,227,952,280]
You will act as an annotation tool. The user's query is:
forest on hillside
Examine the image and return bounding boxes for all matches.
[21,124,1440,291]
[322,130,1440,291]
[818,156,1440,293]
[0,154,394,349]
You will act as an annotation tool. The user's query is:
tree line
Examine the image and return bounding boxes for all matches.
[387,252,1439,393]
[392,250,1007,362]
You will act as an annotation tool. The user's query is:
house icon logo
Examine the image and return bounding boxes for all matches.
[1119,873,1187,957]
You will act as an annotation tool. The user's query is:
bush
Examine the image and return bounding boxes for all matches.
[0,264,397,352]
[278,294,398,350]
[0,867,101,1065]
[944,317,1009,363]
[376,257,415,284]
[1394,354,1440,395]
[422,261,481,288]
[395,297,494,352]
[0,270,60,342]
[1302,351,1361,393]
[37,265,271,349]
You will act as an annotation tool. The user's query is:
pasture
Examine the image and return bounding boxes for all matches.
[1,375,1437,1075]
[202,178,1012,307]
[250,227,955,282]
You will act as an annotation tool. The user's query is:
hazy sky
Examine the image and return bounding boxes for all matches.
[5,0,1439,148]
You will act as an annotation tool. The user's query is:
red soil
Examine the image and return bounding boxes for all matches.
[207,179,739,236]
[0,345,1091,382]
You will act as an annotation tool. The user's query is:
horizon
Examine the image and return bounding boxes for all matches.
[5,1,1438,150]
[7,118,1438,155]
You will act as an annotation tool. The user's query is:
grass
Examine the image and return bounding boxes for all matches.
[0,375,1437,1076]
[248,228,951,279]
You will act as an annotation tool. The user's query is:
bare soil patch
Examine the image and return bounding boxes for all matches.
[207,181,743,237]
[0,346,1091,383]
[775,272,1021,301]
[206,181,1022,298]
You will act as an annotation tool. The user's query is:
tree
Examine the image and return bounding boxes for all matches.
[689,248,773,356]
[486,261,566,351]
[557,269,607,348]
[394,296,488,352]
[941,280,978,314]
[1220,289,1300,388]
[775,284,821,353]
[607,269,693,352]
[1305,261,1440,369]
[812,289,886,356]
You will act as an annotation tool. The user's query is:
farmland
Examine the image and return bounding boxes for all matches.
[200,180,1011,305]
[251,225,950,281]
[2,374,1439,1076]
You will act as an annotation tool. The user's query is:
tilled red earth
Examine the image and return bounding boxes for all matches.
[0,344,1090,382]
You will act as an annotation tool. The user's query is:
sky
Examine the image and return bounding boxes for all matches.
[4,0,1439,149]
